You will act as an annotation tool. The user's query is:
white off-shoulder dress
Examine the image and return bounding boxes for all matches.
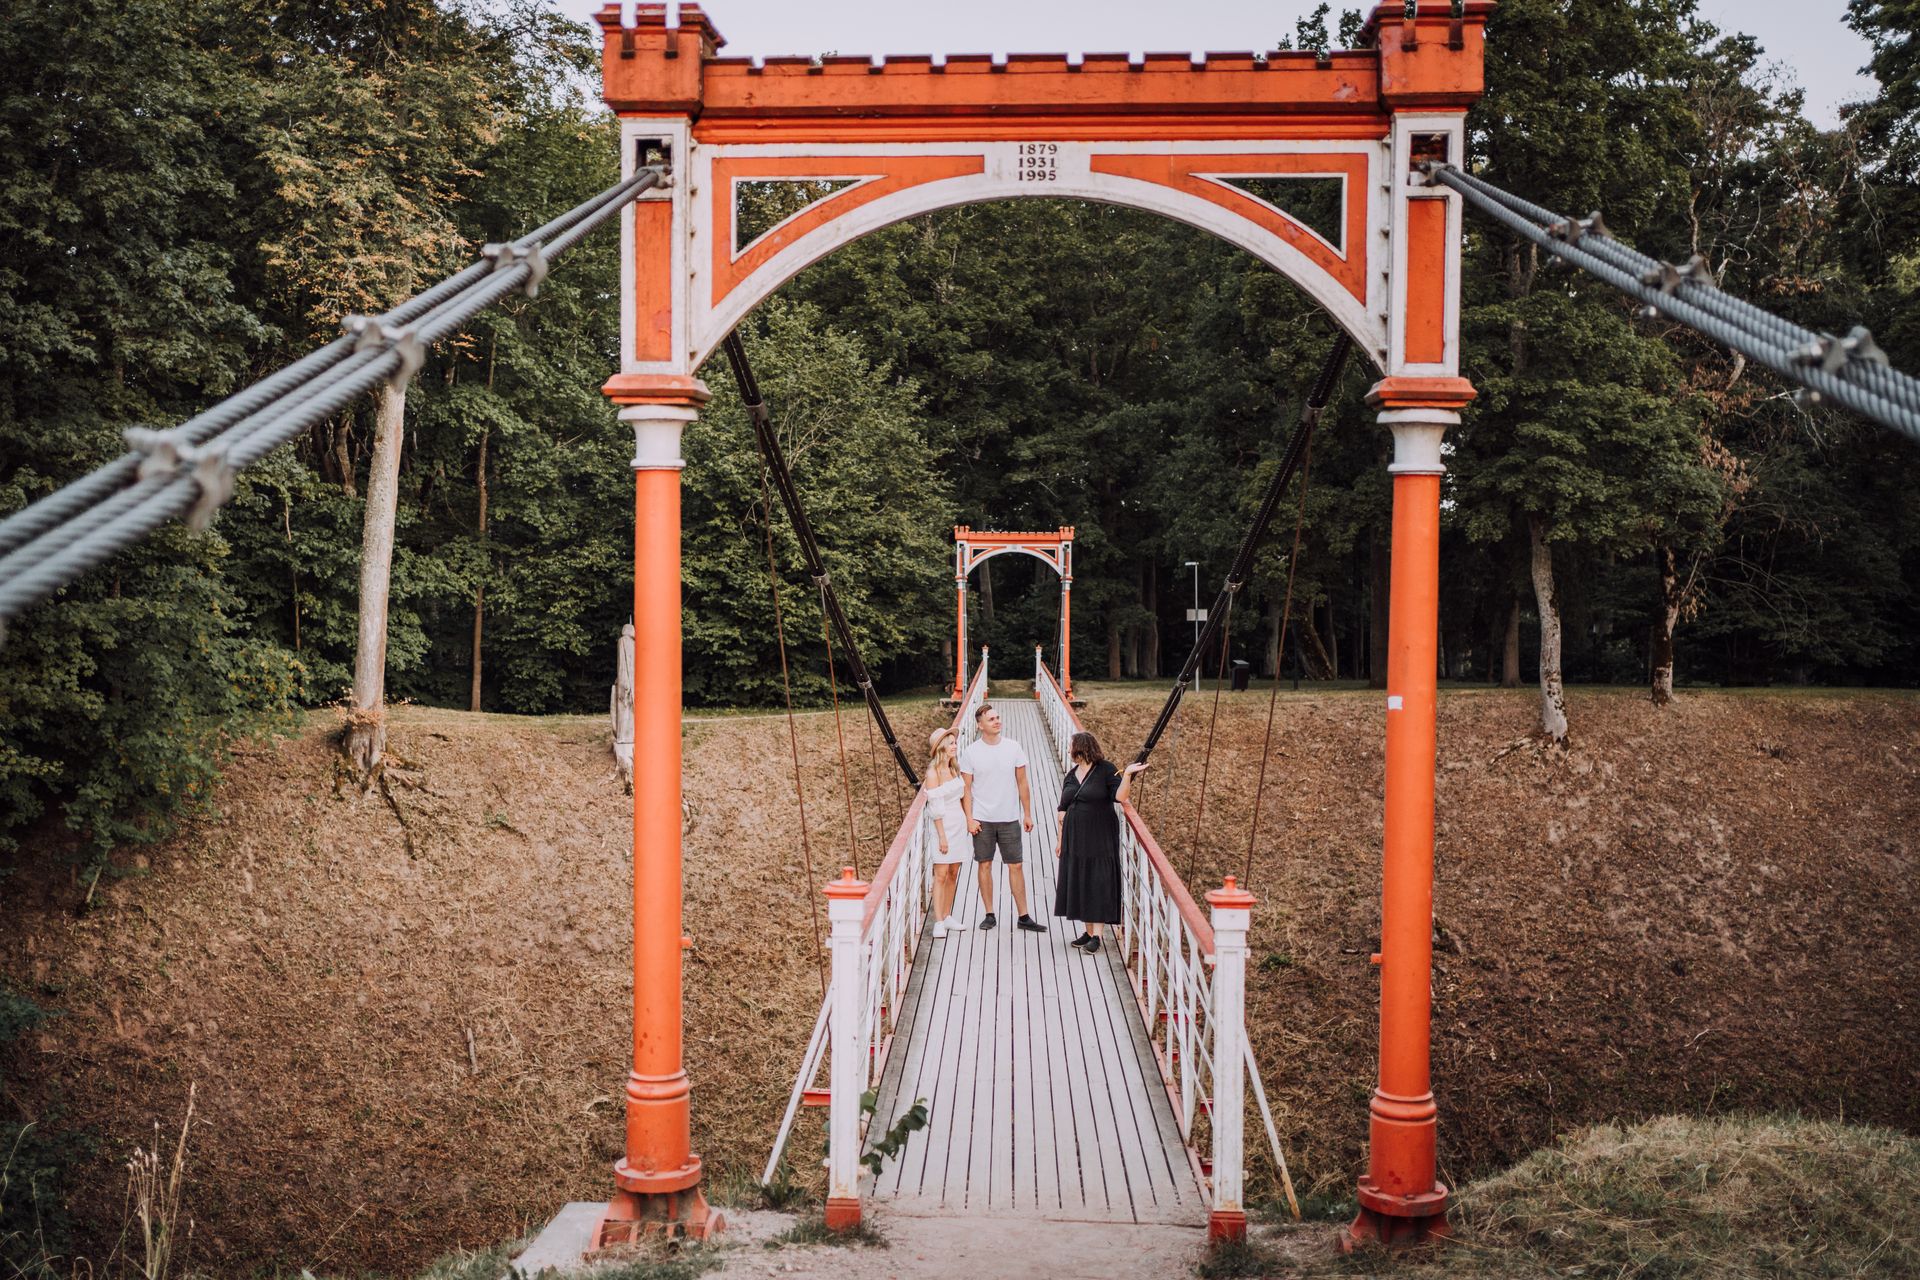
[923,775,969,865]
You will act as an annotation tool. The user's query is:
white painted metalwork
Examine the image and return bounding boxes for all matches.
[1032,651,1292,1215]
[762,648,989,1187]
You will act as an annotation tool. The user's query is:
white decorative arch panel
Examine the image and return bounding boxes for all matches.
[683,139,1390,375]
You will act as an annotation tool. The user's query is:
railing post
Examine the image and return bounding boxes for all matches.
[824,867,870,1231]
[1206,877,1256,1244]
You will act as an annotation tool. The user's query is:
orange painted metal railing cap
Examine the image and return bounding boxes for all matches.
[824,866,869,900]
[1206,876,1257,910]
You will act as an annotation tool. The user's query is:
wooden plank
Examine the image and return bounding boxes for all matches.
[881,888,967,1199]
[912,860,978,1204]
[1081,925,1180,1214]
[990,857,1020,1211]
[967,854,1006,1208]
[1057,884,1137,1219]
[1029,809,1079,1215]
[1044,797,1131,1215]
[1102,939,1202,1207]
[1025,702,1102,1218]
[1008,854,1038,1212]
[951,860,995,1209]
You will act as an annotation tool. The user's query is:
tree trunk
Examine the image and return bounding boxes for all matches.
[1528,515,1568,742]
[332,416,356,499]
[1502,594,1521,688]
[469,427,490,713]
[1326,600,1340,680]
[284,495,301,651]
[1651,544,1680,706]
[1142,562,1160,677]
[1264,592,1282,678]
[1368,534,1389,689]
[1106,611,1123,680]
[979,558,995,634]
[344,382,407,781]
[1301,613,1337,680]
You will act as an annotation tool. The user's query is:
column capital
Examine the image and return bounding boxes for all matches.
[610,376,708,472]
[1366,376,1476,412]
[603,373,712,407]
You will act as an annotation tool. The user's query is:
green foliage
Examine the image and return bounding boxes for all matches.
[857,1089,928,1178]
[4,0,1920,877]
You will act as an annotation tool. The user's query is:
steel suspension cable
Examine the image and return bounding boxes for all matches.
[1134,331,1354,767]
[722,329,921,789]
[820,581,864,880]
[1243,431,1316,887]
[760,468,826,999]
[0,168,667,628]
[1183,598,1235,884]
[0,172,650,562]
[1426,163,1920,442]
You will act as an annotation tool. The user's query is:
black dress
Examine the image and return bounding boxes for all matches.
[1054,760,1124,924]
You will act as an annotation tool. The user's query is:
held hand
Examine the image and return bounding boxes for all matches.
[1123,761,1149,776]
[967,820,981,836]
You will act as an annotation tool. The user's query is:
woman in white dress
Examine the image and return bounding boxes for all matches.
[923,726,969,938]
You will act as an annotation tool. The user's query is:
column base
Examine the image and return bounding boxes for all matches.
[592,1184,723,1249]
[823,1196,863,1231]
[1206,1209,1247,1244]
[1342,1178,1450,1251]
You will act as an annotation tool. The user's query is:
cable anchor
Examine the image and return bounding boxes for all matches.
[124,428,237,531]
[1640,254,1715,295]
[1549,211,1611,244]
[481,241,550,299]
[342,316,427,389]
[1792,326,1890,374]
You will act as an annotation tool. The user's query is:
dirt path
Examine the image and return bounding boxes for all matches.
[697,1209,1210,1280]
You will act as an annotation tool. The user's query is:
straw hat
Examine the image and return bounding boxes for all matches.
[927,726,954,751]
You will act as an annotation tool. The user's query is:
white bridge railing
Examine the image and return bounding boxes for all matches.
[1035,647,1294,1233]
[763,648,990,1208]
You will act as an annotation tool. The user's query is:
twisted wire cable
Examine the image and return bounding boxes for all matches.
[1429,164,1920,441]
[0,168,664,624]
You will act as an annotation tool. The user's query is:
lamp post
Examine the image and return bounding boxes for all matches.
[1184,560,1202,693]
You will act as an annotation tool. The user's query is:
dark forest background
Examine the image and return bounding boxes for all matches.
[4,0,1919,861]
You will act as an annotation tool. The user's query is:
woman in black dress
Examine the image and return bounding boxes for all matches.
[1053,730,1146,954]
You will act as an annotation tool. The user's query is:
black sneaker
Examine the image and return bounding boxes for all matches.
[1073,932,1092,946]
[1017,915,1048,933]
[979,912,997,931]
[1081,936,1101,954]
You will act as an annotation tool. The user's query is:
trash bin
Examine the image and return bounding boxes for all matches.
[1230,659,1252,692]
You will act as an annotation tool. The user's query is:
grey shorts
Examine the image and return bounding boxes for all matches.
[971,819,1024,865]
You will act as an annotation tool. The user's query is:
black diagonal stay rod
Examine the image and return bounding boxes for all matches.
[1134,332,1354,765]
[723,331,921,790]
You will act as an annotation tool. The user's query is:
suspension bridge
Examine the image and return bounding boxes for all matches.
[3,1,1918,1269]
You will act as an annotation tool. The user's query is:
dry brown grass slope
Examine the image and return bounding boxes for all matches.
[1,685,1915,1275]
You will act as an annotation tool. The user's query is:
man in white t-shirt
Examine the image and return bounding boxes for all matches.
[959,702,1047,933]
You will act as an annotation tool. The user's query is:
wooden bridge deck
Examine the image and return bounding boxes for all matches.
[865,699,1205,1224]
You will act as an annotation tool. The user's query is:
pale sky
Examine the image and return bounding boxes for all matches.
[556,1,1875,129]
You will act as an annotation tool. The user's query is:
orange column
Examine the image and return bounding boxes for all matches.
[1349,378,1473,1250]
[1060,577,1072,699]
[596,379,720,1247]
[953,531,969,701]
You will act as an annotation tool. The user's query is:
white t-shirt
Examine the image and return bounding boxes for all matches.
[960,735,1030,823]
